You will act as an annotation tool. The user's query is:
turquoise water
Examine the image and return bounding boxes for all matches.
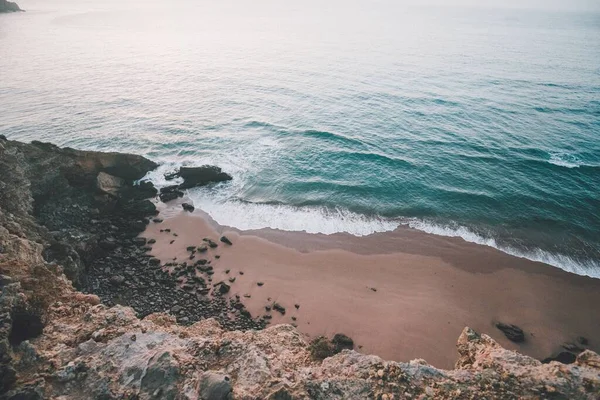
[1,0,600,276]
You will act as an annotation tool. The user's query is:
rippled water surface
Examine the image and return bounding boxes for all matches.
[1,0,600,276]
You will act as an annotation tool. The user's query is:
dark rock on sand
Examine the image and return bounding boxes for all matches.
[220,236,233,245]
[273,303,286,315]
[215,282,230,295]
[495,322,525,343]
[182,203,195,212]
[176,166,233,189]
[542,352,577,364]
[332,333,354,352]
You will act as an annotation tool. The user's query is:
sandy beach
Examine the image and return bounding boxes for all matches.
[143,201,600,369]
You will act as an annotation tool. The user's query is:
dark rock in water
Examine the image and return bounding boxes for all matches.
[176,165,233,189]
[159,185,184,203]
[273,303,286,315]
[220,236,232,245]
[182,203,195,212]
[495,323,525,343]
[0,1,24,13]
[332,333,354,352]
[542,352,577,364]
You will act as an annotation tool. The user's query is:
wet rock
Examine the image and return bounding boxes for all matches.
[159,185,184,203]
[153,218,163,223]
[198,371,233,400]
[177,166,233,189]
[220,236,232,245]
[495,322,525,343]
[182,203,195,212]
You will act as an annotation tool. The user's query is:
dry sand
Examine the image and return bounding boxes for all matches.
[142,202,600,369]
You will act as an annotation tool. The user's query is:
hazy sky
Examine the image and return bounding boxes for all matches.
[416,0,600,11]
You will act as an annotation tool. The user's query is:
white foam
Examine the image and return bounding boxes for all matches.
[188,194,400,236]
[405,219,600,279]
[547,152,597,169]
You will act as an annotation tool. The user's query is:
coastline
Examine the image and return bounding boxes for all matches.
[144,198,600,369]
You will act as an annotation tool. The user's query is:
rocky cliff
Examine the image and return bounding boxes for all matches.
[0,137,599,399]
[0,0,22,12]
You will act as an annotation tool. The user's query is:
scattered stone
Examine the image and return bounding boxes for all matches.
[225,269,230,274]
[220,236,233,245]
[170,240,175,244]
[370,287,377,292]
[110,275,125,285]
[239,271,244,275]
[182,203,195,212]
[215,255,221,259]
[186,246,196,252]
[147,239,156,244]
[197,245,208,252]
[495,323,525,343]
[257,282,264,287]
[215,282,230,295]
[228,277,236,283]
[294,304,300,310]
[153,218,163,223]
[273,303,286,315]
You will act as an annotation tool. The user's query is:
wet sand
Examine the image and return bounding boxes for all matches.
[143,203,600,369]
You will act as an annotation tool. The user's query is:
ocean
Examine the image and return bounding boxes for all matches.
[1,0,599,277]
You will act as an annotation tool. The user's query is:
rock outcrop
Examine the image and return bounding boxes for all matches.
[1,137,599,399]
[0,0,22,12]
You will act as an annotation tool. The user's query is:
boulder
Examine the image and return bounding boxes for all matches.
[220,236,232,245]
[159,185,184,203]
[177,166,232,189]
[182,203,195,212]
[495,323,525,343]
[198,371,233,400]
[96,172,125,197]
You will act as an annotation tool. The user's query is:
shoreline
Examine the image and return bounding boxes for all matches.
[144,199,600,369]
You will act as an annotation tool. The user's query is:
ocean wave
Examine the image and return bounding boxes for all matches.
[405,219,600,279]
[186,194,400,236]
